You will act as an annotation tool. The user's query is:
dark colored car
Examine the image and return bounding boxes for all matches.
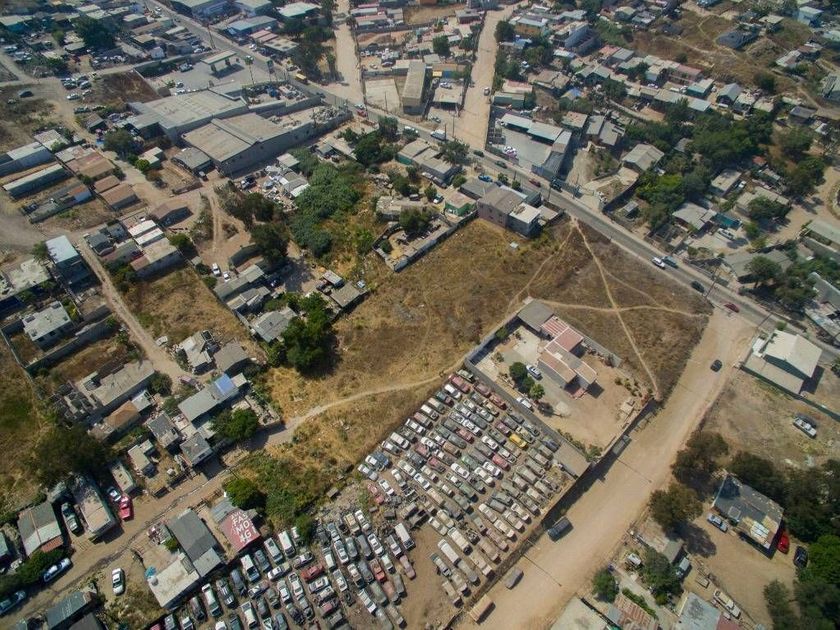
[690,280,705,293]
[794,545,808,568]
[724,302,740,313]
[711,359,722,371]
[547,516,571,541]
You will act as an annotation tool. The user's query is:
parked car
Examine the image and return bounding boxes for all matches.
[61,502,82,534]
[710,359,722,371]
[793,415,817,438]
[0,590,26,616]
[42,557,72,583]
[112,568,125,595]
[707,513,728,532]
[119,495,133,520]
[690,280,704,293]
[651,257,666,269]
[723,302,739,313]
[777,529,790,554]
[794,545,808,568]
[546,516,571,541]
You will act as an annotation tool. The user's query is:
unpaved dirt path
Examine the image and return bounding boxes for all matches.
[577,225,661,399]
[538,299,705,320]
[77,244,186,380]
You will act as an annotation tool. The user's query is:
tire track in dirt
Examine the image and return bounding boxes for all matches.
[576,225,662,399]
[538,299,705,319]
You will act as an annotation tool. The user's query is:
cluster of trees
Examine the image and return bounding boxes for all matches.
[399,208,432,238]
[347,130,397,168]
[440,140,470,166]
[102,129,140,160]
[432,35,451,58]
[764,534,840,629]
[745,246,839,312]
[30,425,112,487]
[290,26,331,77]
[212,408,260,443]
[279,293,336,373]
[640,549,683,604]
[290,163,362,256]
[495,20,515,43]
[508,362,545,401]
[592,568,619,602]
[73,16,115,50]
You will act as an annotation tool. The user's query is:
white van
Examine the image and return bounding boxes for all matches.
[278,530,295,558]
[241,601,259,628]
[240,554,259,582]
[443,383,462,400]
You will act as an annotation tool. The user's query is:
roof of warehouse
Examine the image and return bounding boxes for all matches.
[183,113,286,162]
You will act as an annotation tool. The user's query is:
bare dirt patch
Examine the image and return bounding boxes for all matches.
[123,267,259,352]
[93,71,159,108]
[403,3,463,24]
[0,88,56,151]
[703,370,840,469]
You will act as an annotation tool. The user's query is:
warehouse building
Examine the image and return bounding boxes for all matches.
[0,141,53,177]
[183,109,349,176]
[3,163,69,198]
[402,60,427,114]
[127,89,249,141]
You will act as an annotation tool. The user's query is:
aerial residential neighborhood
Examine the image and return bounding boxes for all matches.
[0,0,837,629]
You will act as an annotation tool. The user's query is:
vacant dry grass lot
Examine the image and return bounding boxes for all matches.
[0,340,46,512]
[259,220,711,492]
[123,267,260,353]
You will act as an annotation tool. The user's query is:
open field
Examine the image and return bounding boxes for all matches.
[0,339,46,512]
[703,370,840,469]
[123,267,258,352]
[0,88,57,151]
[92,71,159,107]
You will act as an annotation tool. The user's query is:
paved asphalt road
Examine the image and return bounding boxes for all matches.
[149,0,836,358]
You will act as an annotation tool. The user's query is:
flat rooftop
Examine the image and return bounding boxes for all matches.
[183,113,286,162]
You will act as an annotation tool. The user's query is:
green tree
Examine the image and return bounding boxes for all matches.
[282,295,335,373]
[51,29,65,45]
[168,233,195,256]
[592,568,618,602]
[433,35,451,57]
[148,372,172,395]
[224,476,266,511]
[764,580,800,629]
[529,383,545,401]
[103,129,138,159]
[353,132,393,166]
[641,549,682,603]
[213,408,260,442]
[649,482,702,531]
[73,15,115,49]
[378,116,399,141]
[495,20,515,42]
[250,223,288,267]
[440,140,469,165]
[755,71,777,93]
[30,425,112,487]
[779,128,813,158]
[730,452,787,504]
[672,432,729,486]
[399,208,431,238]
[32,241,48,261]
[509,362,528,385]
[747,256,782,287]
[134,158,151,174]
[803,535,840,585]
[425,184,437,201]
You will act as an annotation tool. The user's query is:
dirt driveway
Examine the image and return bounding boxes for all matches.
[462,309,754,629]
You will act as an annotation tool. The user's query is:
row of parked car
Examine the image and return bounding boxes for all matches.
[357,370,565,605]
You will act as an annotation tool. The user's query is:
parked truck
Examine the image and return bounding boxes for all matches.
[448,528,471,554]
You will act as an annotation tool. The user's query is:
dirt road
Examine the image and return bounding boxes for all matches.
[326,0,364,105]
[77,243,186,380]
[464,309,753,629]
[455,6,517,148]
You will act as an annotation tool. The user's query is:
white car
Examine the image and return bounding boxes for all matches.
[377,478,395,496]
[651,257,666,269]
[357,463,378,481]
[412,472,431,490]
[707,513,728,532]
[367,533,385,556]
[482,461,502,478]
[111,568,125,595]
[450,463,469,479]
[526,364,542,379]
[481,435,499,451]
[515,396,533,410]
[793,415,817,438]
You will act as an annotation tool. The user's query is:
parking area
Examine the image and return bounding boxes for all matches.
[145,56,270,94]
[348,367,574,626]
[489,126,554,174]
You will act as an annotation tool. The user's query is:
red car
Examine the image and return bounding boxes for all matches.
[370,558,386,582]
[301,563,324,582]
[777,529,790,554]
[118,495,133,521]
[724,303,740,313]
